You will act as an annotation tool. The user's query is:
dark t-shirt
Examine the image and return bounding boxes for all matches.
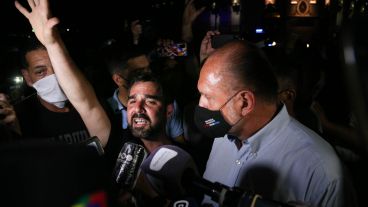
[14,94,89,143]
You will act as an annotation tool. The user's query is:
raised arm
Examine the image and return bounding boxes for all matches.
[15,0,111,147]
[181,0,205,42]
[199,30,219,65]
[131,19,142,45]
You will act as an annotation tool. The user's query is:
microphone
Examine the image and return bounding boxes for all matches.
[140,145,200,199]
[141,145,296,207]
[113,142,147,190]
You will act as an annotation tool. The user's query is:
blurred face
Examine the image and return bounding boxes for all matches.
[113,55,150,90]
[22,49,54,86]
[127,81,166,139]
[127,55,150,72]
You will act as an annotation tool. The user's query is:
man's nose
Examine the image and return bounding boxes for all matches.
[198,96,206,108]
[134,100,146,113]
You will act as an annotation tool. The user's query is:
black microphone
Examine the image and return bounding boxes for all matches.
[140,145,199,199]
[141,145,296,207]
[113,142,147,190]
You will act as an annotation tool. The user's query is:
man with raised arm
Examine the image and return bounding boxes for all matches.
[15,0,110,147]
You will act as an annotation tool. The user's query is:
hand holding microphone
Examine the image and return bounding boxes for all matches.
[113,142,167,206]
[140,145,298,207]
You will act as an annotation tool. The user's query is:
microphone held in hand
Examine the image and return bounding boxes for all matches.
[113,142,147,190]
[141,145,296,207]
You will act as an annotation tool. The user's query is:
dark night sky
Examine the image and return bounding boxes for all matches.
[0,0,191,92]
[0,0,186,35]
[2,0,126,34]
[0,0,130,90]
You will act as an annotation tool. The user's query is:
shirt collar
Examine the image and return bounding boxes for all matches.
[226,105,291,153]
[113,88,126,111]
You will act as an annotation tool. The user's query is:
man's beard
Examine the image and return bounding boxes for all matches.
[129,113,165,140]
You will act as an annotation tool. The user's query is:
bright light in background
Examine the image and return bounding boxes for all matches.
[232,0,239,6]
[265,0,275,5]
[211,2,216,10]
[306,43,310,48]
[66,28,70,32]
[267,41,277,47]
[256,28,264,34]
[13,76,23,84]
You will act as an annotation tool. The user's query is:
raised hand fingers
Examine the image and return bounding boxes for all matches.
[15,1,30,18]
[40,0,49,8]
[27,0,36,8]
[186,0,194,5]
[207,30,220,36]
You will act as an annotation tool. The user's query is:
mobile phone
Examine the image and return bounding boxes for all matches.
[156,42,188,57]
[211,34,239,49]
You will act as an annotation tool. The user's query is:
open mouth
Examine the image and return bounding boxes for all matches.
[133,117,150,127]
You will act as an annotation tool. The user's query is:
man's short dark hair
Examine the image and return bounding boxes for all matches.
[219,41,279,103]
[127,71,174,105]
[102,45,148,76]
[20,35,46,69]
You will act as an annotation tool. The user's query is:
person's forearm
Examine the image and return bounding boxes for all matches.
[45,38,91,106]
[182,24,193,42]
[45,37,111,147]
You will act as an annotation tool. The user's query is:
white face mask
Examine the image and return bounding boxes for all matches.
[32,74,68,108]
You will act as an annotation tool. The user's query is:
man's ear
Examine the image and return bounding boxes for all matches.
[166,103,174,119]
[278,89,297,117]
[112,74,125,88]
[286,89,296,102]
[239,90,255,116]
[278,89,296,104]
[21,69,33,87]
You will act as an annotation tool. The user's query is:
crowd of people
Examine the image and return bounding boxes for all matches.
[0,0,366,206]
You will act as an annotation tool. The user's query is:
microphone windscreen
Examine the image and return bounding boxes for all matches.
[141,145,199,199]
[113,142,147,190]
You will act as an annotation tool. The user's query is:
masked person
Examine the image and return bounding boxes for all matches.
[14,0,111,148]
[194,40,357,207]
[13,37,90,143]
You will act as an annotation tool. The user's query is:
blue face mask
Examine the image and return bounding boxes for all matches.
[194,92,239,138]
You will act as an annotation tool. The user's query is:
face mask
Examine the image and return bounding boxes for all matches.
[194,91,239,138]
[32,74,68,108]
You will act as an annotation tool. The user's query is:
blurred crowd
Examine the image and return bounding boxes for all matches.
[0,0,367,207]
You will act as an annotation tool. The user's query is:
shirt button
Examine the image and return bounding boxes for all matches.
[235,160,241,165]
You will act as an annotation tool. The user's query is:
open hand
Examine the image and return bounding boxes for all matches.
[183,0,205,26]
[15,0,60,46]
